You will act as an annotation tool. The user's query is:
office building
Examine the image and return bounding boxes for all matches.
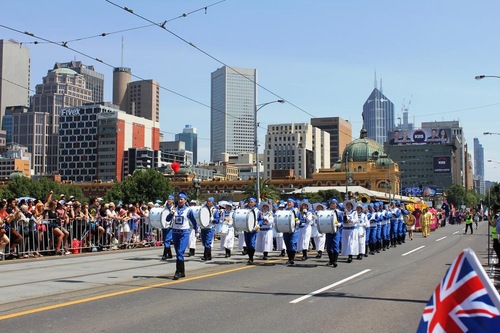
[53,61,104,102]
[310,117,352,165]
[12,67,93,175]
[113,67,131,111]
[211,66,256,162]
[123,147,162,178]
[160,140,193,166]
[175,125,198,164]
[473,138,485,194]
[0,39,30,127]
[264,123,330,179]
[362,80,395,146]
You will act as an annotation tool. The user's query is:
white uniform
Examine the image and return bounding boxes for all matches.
[353,210,369,254]
[256,211,274,253]
[341,210,359,256]
[311,212,326,252]
[219,210,235,250]
[297,211,313,251]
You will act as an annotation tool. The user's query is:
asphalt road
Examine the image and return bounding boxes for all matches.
[0,221,494,333]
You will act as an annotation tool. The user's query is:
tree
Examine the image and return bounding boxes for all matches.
[487,182,500,212]
[304,189,342,204]
[1,177,85,203]
[105,168,173,204]
[243,179,281,202]
[445,184,482,209]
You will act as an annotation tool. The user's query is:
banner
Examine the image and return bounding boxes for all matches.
[434,156,451,173]
[388,128,452,146]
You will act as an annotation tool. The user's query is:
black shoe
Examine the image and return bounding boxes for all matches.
[357,254,362,260]
[326,252,333,266]
[242,247,248,255]
[262,252,268,260]
[207,248,212,261]
[224,248,231,258]
[173,261,182,280]
[161,247,168,260]
[280,249,286,257]
[347,255,353,263]
[188,248,195,257]
[201,248,208,261]
[166,247,173,259]
[315,251,322,259]
[332,252,338,267]
[301,250,308,261]
[179,261,186,278]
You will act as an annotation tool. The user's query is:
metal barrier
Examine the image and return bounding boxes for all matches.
[0,216,165,260]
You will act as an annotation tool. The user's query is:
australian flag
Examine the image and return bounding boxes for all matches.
[417,248,500,332]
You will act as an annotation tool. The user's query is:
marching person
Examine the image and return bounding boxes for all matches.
[325,199,343,267]
[297,201,313,261]
[367,203,378,255]
[382,203,392,250]
[165,192,198,280]
[283,198,299,266]
[256,202,274,260]
[312,203,326,259]
[399,203,408,243]
[187,200,198,256]
[421,208,432,237]
[341,200,359,263]
[353,204,369,260]
[273,201,286,257]
[161,194,175,260]
[390,201,401,248]
[219,202,235,258]
[200,197,220,261]
[244,197,262,264]
[406,211,416,241]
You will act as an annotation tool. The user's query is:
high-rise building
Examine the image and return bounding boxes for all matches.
[0,39,30,127]
[310,117,352,166]
[127,79,160,122]
[53,61,104,103]
[264,123,330,179]
[123,147,162,179]
[112,67,160,122]
[210,66,256,162]
[362,80,395,146]
[473,138,485,195]
[160,140,193,166]
[175,125,198,165]
[12,67,93,175]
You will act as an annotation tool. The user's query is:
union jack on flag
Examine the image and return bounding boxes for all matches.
[417,248,500,333]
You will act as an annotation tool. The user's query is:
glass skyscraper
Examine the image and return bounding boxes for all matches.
[210,66,256,162]
[175,124,198,165]
[362,86,395,146]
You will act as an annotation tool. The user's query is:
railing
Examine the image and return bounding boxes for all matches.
[0,216,165,260]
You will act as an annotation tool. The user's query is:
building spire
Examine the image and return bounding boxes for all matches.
[380,78,383,93]
[374,70,378,89]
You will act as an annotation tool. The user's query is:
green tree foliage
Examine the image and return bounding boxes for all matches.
[445,184,482,209]
[243,179,281,202]
[104,168,172,205]
[304,189,343,203]
[0,177,85,203]
[486,182,500,211]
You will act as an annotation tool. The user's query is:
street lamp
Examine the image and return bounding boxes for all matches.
[192,175,201,201]
[475,75,500,80]
[255,99,285,203]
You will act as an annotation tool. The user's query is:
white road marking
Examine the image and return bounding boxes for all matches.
[290,269,371,304]
[453,231,460,235]
[401,246,425,256]
[436,236,447,242]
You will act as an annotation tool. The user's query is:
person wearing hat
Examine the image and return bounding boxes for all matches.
[165,192,198,280]
[352,204,369,260]
[389,201,401,248]
[311,203,326,259]
[367,203,378,255]
[244,197,262,264]
[399,203,409,244]
[255,202,274,260]
[160,195,175,260]
[341,200,359,263]
[297,201,313,261]
[219,202,235,258]
[283,198,299,266]
[273,202,286,257]
[324,199,343,267]
[381,203,392,250]
[200,197,220,261]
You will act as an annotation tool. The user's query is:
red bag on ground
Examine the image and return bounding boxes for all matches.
[71,238,81,254]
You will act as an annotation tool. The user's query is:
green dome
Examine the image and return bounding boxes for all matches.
[375,156,393,167]
[52,68,78,76]
[342,128,385,162]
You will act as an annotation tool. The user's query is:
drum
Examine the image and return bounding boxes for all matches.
[214,223,229,236]
[149,207,171,229]
[317,210,338,234]
[275,210,296,233]
[233,209,256,232]
[191,206,212,229]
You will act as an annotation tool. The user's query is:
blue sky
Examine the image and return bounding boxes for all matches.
[2,0,500,182]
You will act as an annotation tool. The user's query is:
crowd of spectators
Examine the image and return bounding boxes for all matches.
[0,191,159,260]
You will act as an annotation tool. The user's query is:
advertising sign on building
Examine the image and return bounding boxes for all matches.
[433,156,451,173]
[387,128,452,146]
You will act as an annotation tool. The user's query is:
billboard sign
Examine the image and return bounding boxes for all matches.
[388,128,452,145]
[402,186,443,197]
[433,156,451,173]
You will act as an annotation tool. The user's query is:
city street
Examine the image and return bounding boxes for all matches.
[0,221,496,333]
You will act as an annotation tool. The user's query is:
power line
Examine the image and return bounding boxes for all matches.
[18,1,226,46]
[104,0,318,119]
